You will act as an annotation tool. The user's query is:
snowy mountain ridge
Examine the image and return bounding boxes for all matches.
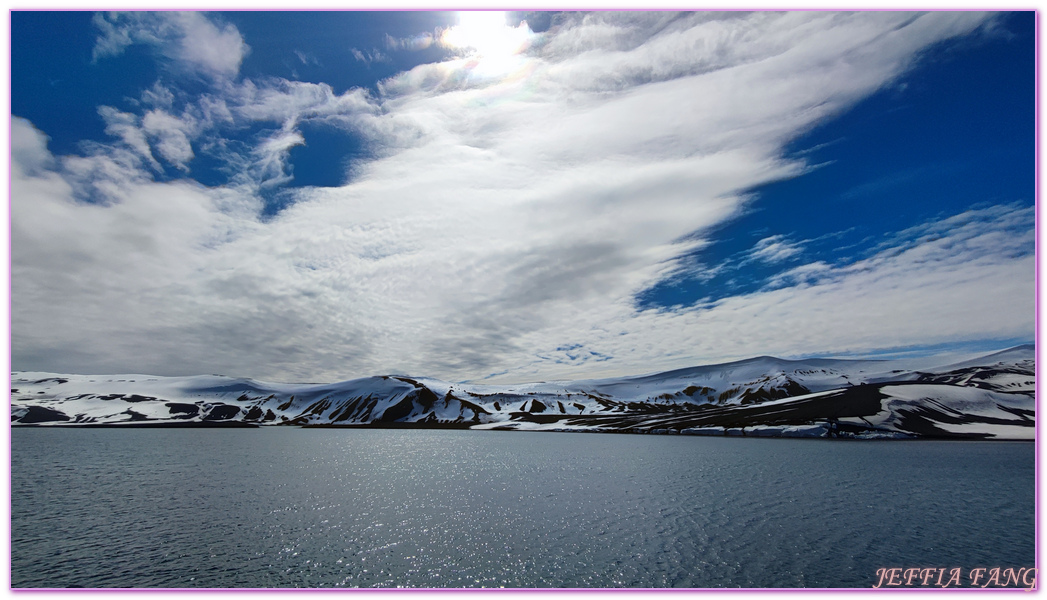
[11,345,1035,439]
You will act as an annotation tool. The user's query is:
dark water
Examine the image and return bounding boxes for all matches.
[10,428,1035,588]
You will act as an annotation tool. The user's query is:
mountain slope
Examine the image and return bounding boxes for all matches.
[11,346,1035,439]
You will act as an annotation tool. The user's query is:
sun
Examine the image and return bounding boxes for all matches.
[441,11,531,58]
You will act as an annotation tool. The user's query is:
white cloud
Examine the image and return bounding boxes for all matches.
[253,126,305,187]
[98,106,161,172]
[195,94,236,129]
[11,117,55,176]
[385,32,436,52]
[13,11,1028,383]
[92,11,248,79]
[294,50,317,65]
[229,79,377,124]
[92,76,382,188]
[351,48,390,65]
[141,109,197,170]
[91,12,136,60]
[750,235,804,264]
[98,104,201,173]
[141,81,176,109]
[600,204,1034,374]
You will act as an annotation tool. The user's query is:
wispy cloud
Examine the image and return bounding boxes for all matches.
[385,31,436,52]
[252,125,305,188]
[98,105,161,172]
[294,49,319,66]
[351,48,390,66]
[839,163,958,201]
[749,235,804,264]
[92,11,248,79]
[141,109,197,170]
[13,11,1024,383]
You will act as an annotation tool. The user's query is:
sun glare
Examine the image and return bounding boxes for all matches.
[441,11,531,58]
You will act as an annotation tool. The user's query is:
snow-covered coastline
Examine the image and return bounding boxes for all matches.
[11,345,1034,440]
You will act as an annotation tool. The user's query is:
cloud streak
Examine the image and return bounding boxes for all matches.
[750,235,804,265]
[92,11,249,79]
[12,11,1029,383]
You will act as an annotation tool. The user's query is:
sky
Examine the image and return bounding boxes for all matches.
[8,10,1036,384]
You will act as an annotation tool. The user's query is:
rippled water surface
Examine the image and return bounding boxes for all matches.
[11,428,1034,588]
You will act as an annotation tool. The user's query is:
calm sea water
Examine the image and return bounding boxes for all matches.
[11,428,1035,588]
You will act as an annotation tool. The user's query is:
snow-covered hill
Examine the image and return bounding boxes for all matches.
[11,345,1035,439]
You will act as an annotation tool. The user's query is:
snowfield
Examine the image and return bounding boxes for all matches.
[10,345,1035,439]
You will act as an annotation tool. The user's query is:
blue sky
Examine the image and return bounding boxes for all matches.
[9,11,1035,383]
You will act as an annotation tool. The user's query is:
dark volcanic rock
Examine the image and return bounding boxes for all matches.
[166,403,200,417]
[457,397,490,418]
[509,412,562,424]
[203,404,241,421]
[18,406,71,424]
[330,396,380,423]
[415,387,438,411]
[122,409,150,422]
[522,384,888,433]
[892,399,1031,439]
[738,380,810,405]
[376,387,444,422]
[916,365,1034,391]
[302,398,333,417]
[682,385,714,397]
[377,394,417,422]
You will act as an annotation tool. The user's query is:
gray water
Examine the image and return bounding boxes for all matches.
[10,428,1035,588]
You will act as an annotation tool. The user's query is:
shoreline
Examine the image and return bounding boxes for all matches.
[10,421,1034,440]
